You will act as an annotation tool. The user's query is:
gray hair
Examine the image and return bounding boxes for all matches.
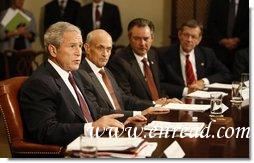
[44,22,81,53]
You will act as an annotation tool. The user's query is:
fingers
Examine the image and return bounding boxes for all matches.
[124,115,147,125]
[172,98,183,104]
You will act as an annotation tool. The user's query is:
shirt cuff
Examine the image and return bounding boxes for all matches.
[133,111,141,116]
[84,122,94,137]
[202,78,210,85]
[182,87,189,96]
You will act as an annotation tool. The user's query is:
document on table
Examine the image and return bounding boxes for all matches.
[144,121,206,133]
[187,90,228,99]
[164,141,185,158]
[205,83,232,89]
[66,137,144,152]
[162,103,210,112]
[241,88,249,101]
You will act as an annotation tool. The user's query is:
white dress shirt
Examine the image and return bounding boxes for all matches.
[86,58,117,110]
[48,59,93,137]
[179,47,209,96]
[86,58,140,116]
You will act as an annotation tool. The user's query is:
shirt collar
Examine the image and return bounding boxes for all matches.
[133,51,148,63]
[48,59,70,80]
[179,45,195,57]
[85,58,103,74]
[93,1,104,8]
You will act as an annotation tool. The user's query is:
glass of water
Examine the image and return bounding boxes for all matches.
[231,81,243,104]
[79,135,97,158]
[210,92,223,117]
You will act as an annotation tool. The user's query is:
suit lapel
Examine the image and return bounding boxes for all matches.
[128,51,151,96]
[82,61,115,110]
[172,46,185,85]
[45,62,86,122]
[148,51,160,94]
[194,48,205,79]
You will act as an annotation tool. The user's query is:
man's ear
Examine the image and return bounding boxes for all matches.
[48,44,57,57]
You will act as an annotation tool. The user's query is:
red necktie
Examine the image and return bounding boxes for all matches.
[95,5,101,22]
[68,72,93,122]
[142,58,160,101]
[185,54,195,86]
[99,69,122,110]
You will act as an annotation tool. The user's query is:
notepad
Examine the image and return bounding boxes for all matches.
[162,103,210,112]
[205,83,232,89]
[144,121,206,133]
[66,137,144,152]
[187,90,228,99]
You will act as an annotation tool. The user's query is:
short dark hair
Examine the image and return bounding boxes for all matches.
[127,18,155,35]
[179,19,203,36]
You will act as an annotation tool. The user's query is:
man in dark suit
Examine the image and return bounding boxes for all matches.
[159,19,232,98]
[76,0,122,42]
[77,29,171,119]
[107,18,180,103]
[43,0,81,32]
[207,0,249,71]
[19,22,144,146]
[232,47,249,81]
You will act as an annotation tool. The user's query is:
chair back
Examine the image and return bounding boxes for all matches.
[0,77,63,157]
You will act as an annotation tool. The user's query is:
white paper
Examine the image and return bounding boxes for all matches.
[221,103,228,113]
[162,103,210,112]
[144,121,206,133]
[205,83,232,89]
[66,137,144,152]
[241,88,249,101]
[164,141,185,158]
[138,142,157,157]
[187,90,228,99]
[244,80,249,88]
[1,8,15,26]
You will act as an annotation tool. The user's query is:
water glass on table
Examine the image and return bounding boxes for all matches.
[79,135,97,158]
[231,81,243,104]
[210,92,223,117]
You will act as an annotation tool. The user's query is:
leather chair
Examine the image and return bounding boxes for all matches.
[0,77,64,157]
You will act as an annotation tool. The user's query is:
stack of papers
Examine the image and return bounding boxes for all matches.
[0,8,31,32]
[66,137,158,158]
[67,137,144,153]
[205,83,232,89]
[187,90,228,99]
[144,121,206,133]
[162,103,210,112]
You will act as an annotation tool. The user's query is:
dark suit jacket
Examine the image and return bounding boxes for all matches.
[232,47,249,81]
[19,61,97,146]
[44,0,81,32]
[207,0,249,49]
[107,45,165,101]
[77,59,153,118]
[158,44,233,98]
[76,2,122,42]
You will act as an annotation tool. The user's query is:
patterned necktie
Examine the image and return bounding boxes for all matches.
[68,72,93,122]
[95,5,101,22]
[99,69,122,110]
[227,0,236,37]
[141,58,159,101]
[185,54,195,86]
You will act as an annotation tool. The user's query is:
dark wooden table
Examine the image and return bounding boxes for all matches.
[143,88,249,158]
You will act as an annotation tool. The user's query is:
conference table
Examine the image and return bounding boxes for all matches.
[145,88,249,158]
[66,87,249,158]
